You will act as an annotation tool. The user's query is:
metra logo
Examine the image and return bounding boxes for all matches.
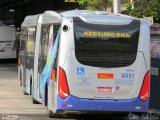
[77,67,84,75]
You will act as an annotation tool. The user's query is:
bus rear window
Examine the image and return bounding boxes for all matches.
[73,18,140,68]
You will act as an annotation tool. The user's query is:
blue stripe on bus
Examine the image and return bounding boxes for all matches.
[57,95,149,112]
[39,30,60,105]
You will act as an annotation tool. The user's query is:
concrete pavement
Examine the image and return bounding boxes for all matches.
[0,63,47,114]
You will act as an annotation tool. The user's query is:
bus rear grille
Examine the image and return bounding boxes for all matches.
[75,50,137,68]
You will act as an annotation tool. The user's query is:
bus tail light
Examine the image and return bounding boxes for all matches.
[58,67,70,99]
[139,71,150,102]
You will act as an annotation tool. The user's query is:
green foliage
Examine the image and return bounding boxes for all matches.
[79,0,113,10]
[79,0,160,22]
[125,0,160,22]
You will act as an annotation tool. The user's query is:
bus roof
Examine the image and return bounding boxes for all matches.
[42,10,135,25]
[21,14,40,27]
[42,11,61,24]
[41,10,104,24]
[21,10,138,27]
[78,14,134,25]
[61,10,95,17]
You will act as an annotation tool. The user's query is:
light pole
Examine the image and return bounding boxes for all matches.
[113,0,121,14]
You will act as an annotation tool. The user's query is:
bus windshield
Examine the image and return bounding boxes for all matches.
[74,18,140,68]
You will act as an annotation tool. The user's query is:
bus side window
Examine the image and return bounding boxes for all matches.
[28,28,36,54]
[53,24,60,70]
[41,25,49,57]
[51,24,60,80]
[53,24,60,41]
[20,29,27,52]
[39,25,50,73]
[53,52,58,69]
[19,32,23,52]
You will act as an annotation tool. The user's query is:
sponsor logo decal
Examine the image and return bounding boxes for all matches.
[97,87,114,93]
[97,73,114,79]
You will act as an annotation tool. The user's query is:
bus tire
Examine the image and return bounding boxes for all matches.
[23,90,29,95]
[20,71,22,86]
[30,80,39,104]
[48,110,53,118]
[32,97,39,104]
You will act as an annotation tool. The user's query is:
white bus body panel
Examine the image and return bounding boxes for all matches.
[58,17,150,100]
[0,26,15,41]
[33,14,43,103]
[139,21,150,69]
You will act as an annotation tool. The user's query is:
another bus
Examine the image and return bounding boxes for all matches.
[18,14,40,98]
[0,24,16,59]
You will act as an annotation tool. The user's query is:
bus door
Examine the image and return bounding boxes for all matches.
[38,24,60,98]
[26,28,36,93]
[38,25,51,98]
[26,28,36,70]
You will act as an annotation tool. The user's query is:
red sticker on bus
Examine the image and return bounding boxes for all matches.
[97,87,114,93]
[97,73,114,79]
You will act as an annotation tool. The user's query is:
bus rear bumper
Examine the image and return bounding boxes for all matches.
[57,95,149,112]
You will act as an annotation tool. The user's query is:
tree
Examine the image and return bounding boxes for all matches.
[79,0,114,11]
[79,0,160,22]
[125,0,160,22]
[79,0,134,12]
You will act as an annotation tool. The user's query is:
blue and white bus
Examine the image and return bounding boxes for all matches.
[19,10,150,117]
[47,11,150,117]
